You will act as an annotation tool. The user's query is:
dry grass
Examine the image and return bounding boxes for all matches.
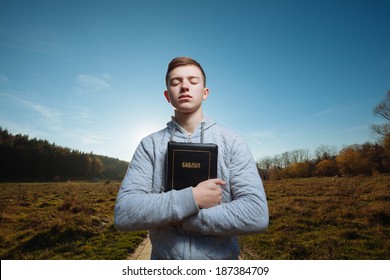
[1,175,389,260]
[0,181,146,259]
[239,175,390,259]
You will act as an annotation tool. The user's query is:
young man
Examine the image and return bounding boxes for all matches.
[114,57,268,260]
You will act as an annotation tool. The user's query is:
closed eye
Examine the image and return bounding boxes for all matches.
[169,76,200,86]
[170,78,181,86]
[189,77,200,84]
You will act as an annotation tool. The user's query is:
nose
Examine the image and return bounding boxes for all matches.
[181,80,189,92]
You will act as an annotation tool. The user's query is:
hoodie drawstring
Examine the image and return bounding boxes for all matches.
[200,122,204,144]
[169,125,176,142]
[169,119,205,143]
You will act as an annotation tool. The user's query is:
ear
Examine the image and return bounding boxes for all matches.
[202,88,209,101]
[164,90,171,103]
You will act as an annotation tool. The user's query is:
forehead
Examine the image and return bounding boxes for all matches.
[168,65,203,80]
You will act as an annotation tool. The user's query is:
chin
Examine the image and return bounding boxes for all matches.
[175,107,200,114]
[173,102,202,113]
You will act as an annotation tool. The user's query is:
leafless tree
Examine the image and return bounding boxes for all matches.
[314,145,339,161]
[371,90,390,139]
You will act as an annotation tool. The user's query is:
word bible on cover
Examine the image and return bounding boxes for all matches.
[166,142,218,191]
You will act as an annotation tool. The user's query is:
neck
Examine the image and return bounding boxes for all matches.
[174,109,204,135]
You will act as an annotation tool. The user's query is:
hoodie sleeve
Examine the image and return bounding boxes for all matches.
[114,137,199,231]
[181,133,269,236]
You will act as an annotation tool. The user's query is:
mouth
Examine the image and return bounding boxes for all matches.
[178,94,192,100]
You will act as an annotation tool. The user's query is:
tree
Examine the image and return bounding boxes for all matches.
[90,157,104,177]
[314,159,339,176]
[371,90,390,139]
[285,162,311,178]
[257,156,273,170]
[314,145,339,162]
[0,128,128,181]
[384,134,390,156]
[336,145,370,176]
[268,166,285,180]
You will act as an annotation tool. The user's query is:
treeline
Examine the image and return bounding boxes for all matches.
[257,135,390,180]
[0,128,129,182]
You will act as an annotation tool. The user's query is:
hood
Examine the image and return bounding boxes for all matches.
[166,115,216,143]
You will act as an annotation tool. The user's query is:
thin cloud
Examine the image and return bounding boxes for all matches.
[312,101,370,118]
[249,130,276,139]
[0,117,48,139]
[0,31,74,58]
[29,102,63,119]
[0,91,64,133]
[67,105,94,124]
[81,133,112,145]
[0,92,63,120]
[342,125,369,133]
[312,106,339,117]
[77,74,111,94]
[60,129,111,145]
[207,113,268,147]
[1,91,112,154]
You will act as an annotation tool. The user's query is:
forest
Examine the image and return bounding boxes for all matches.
[258,91,390,180]
[1,131,390,182]
[0,128,128,181]
[257,139,390,180]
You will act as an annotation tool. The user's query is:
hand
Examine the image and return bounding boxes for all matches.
[192,178,226,209]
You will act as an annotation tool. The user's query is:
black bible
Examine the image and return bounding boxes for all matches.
[166,142,218,191]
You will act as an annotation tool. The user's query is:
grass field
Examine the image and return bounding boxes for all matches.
[1,175,389,260]
[239,175,390,259]
[0,181,146,259]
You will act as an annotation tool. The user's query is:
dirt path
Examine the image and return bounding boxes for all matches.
[127,236,152,260]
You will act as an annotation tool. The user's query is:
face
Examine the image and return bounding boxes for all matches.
[164,65,209,114]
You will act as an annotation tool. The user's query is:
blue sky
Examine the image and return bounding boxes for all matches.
[0,0,389,162]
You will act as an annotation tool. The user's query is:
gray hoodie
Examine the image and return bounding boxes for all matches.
[114,115,269,259]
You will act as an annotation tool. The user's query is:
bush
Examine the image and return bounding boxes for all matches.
[314,159,339,177]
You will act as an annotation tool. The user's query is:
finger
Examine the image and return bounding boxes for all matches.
[210,183,223,192]
[208,185,222,193]
[210,178,226,186]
